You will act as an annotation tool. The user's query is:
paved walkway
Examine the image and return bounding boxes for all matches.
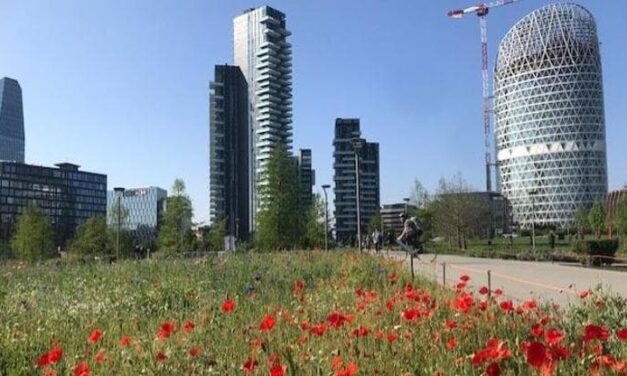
[383,251,627,307]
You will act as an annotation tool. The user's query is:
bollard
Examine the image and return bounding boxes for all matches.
[487,270,492,299]
[410,255,415,280]
[442,262,446,287]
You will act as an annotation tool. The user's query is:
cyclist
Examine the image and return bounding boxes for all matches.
[397,212,423,257]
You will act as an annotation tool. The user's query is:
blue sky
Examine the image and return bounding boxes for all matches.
[1,1,625,223]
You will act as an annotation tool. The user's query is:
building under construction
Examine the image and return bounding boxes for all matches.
[494,3,608,229]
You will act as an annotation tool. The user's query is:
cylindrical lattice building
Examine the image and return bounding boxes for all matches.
[495,3,608,229]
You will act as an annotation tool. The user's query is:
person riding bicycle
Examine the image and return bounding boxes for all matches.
[397,212,423,256]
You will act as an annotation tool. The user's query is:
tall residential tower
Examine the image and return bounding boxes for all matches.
[0,78,25,162]
[495,3,608,229]
[234,6,293,229]
[209,65,250,240]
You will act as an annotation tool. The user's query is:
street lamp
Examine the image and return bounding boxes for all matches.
[351,138,365,253]
[322,184,331,252]
[113,187,125,260]
[529,189,538,251]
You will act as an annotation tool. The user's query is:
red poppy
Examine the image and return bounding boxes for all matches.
[447,338,458,350]
[402,307,419,321]
[94,351,107,364]
[522,299,537,310]
[37,345,63,367]
[444,320,457,330]
[221,299,235,313]
[260,315,276,331]
[270,363,285,376]
[583,324,610,342]
[155,352,168,362]
[73,361,89,376]
[499,300,513,313]
[293,280,305,294]
[158,321,176,339]
[579,290,591,299]
[486,362,501,376]
[530,324,544,337]
[452,293,474,313]
[456,282,467,290]
[479,286,489,295]
[545,328,565,345]
[327,311,351,328]
[387,332,398,343]
[183,320,195,333]
[386,299,395,311]
[459,275,470,282]
[351,326,369,337]
[616,328,627,341]
[310,324,327,337]
[119,336,132,346]
[188,346,201,357]
[525,341,548,368]
[493,288,503,297]
[388,273,398,284]
[243,358,258,373]
[88,329,102,344]
[335,362,358,376]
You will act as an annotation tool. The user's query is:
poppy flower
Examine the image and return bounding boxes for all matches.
[616,328,627,341]
[402,307,419,321]
[73,361,89,376]
[499,300,513,313]
[493,288,503,297]
[270,363,285,376]
[221,299,235,313]
[452,293,474,313]
[460,275,470,282]
[37,345,63,368]
[387,332,398,343]
[530,324,544,337]
[456,282,467,290]
[351,326,369,337]
[583,324,610,342]
[447,338,458,350]
[188,346,201,357]
[579,290,591,299]
[94,351,107,364]
[388,273,398,284]
[155,352,168,362]
[183,320,195,333]
[310,324,327,337]
[327,311,350,328]
[486,362,501,376]
[335,362,358,376]
[525,341,548,368]
[243,358,258,373]
[158,321,176,339]
[119,336,132,347]
[386,299,395,311]
[88,329,102,344]
[478,286,489,295]
[293,280,305,294]
[260,315,276,331]
[545,328,565,345]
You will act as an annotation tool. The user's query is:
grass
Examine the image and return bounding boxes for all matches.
[0,252,625,375]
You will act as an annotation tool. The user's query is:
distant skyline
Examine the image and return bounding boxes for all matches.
[1,1,626,223]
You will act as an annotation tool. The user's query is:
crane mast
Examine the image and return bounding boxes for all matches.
[448,0,525,192]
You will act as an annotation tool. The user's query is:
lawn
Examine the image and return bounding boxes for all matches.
[0,252,625,375]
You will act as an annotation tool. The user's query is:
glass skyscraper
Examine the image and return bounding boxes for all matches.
[0,77,25,162]
[495,3,608,229]
[234,6,293,229]
[107,187,167,244]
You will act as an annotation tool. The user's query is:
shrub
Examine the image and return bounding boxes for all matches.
[573,239,619,266]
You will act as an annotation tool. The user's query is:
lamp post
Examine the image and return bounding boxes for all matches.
[351,138,365,253]
[322,184,331,252]
[113,187,125,260]
[529,189,538,251]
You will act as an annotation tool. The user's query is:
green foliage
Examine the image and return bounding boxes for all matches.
[208,218,226,251]
[588,202,606,239]
[256,144,303,251]
[68,216,110,256]
[158,179,193,254]
[367,212,382,234]
[614,197,627,249]
[10,203,55,261]
[575,205,589,239]
[304,194,325,249]
[573,239,619,266]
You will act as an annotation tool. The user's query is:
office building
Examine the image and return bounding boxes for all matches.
[234,6,293,226]
[381,203,417,237]
[495,3,608,229]
[0,162,107,245]
[0,77,25,162]
[209,65,250,239]
[107,187,167,245]
[333,118,380,244]
[296,149,315,212]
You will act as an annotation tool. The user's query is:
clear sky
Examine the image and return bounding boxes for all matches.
[1,1,625,223]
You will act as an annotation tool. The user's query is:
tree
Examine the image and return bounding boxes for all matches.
[158,179,193,254]
[410,179,430,209]
[304,194,325,249]
[588,202,605,239]
[256,144,302,251]
[431,173,482,250]
[208,217,226,252]
[367,212,382,235]
[575,205,589,240]
[68,216,110,256]
[10,203,55,261]
[614,197,627,249]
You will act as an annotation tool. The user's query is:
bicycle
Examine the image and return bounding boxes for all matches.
[397,238,437,264]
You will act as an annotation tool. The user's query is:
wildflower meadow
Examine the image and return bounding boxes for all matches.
[0,252,625,375]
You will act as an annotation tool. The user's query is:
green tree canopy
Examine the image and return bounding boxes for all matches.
[256,144,302,251]
[304,194,325,250]
[11,203,55,261]
[588,202,606,239]
[615,197,627,249]
[575,205,589,239]
[68,216,110,256]
[158,179,193,253]
[208,217,226,252]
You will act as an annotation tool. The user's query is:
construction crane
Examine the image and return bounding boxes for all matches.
[448,0,525,192]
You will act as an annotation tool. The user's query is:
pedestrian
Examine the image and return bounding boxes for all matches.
[373,230,383,253]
